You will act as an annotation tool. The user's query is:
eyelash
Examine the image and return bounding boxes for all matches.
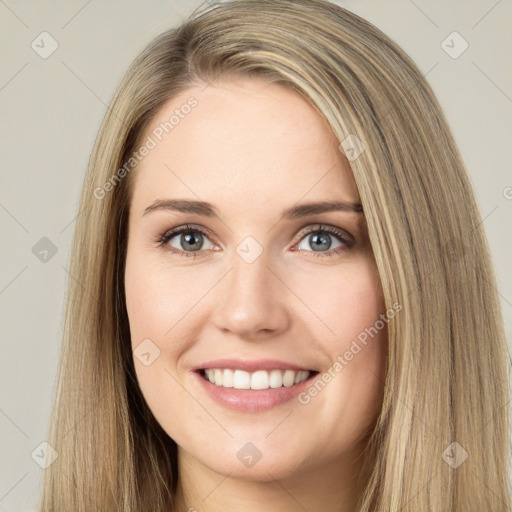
[156,223,354,259]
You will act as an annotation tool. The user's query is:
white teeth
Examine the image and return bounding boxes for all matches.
[282,369,295,387]
[203,368,311,390]
[269,369,283,388]
[294,370,309,384]
[233,370,251,389]
[250,370,269,390]
[222,368,234,388]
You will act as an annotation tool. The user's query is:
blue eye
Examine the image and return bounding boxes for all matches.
[293,224,354,258]
[158,223,353,259]
[159,224,215,258]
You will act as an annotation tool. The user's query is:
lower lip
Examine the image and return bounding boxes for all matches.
[193,370,317,412]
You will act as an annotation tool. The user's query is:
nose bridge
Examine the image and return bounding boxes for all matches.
[211,241,289,337]
[230,249,268,302]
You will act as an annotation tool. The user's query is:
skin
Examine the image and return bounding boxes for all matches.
[124,75,388,512]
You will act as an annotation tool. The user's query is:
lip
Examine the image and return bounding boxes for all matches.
[192,367,319,413]
[194,358,315,373]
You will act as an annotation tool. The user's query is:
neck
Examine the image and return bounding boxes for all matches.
[173,445,369,512]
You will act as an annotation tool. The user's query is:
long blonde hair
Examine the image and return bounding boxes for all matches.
[39,1,511,510]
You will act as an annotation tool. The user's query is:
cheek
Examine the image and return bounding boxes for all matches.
[292,257,385,342]
[125,269,176,343]
[124,247,220,420]
[294,259,387,422]
[330,261,387,384]
[124,249,199,431]
[124,248,210,350]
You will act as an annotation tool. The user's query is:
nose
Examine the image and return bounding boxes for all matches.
[210,250,291,340]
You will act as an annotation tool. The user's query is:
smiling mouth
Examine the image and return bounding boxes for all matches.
[198,368,319,390]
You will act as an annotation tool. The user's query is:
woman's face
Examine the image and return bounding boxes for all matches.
[125,75,388,482]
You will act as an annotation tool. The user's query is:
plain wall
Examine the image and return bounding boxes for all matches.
[0,1,511,510]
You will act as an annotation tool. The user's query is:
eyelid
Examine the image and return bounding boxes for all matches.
[159,223,217,243]
[294,223,354,246]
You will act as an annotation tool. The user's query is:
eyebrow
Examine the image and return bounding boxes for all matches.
[143,198,363,219]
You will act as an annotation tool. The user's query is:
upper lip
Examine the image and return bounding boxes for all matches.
[194,358,316,373]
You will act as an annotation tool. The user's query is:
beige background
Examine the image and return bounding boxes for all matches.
[0,1,511,510]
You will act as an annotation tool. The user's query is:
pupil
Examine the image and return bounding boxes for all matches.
[182,232,202,251]
[310,233,331,251]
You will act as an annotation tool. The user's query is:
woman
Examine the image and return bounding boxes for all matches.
[39,0,511,510]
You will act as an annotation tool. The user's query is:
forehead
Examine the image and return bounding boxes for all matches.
[130,76,359,215]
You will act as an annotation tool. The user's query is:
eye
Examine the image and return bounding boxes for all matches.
[159,224,216,258]
[293,224,354,258]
